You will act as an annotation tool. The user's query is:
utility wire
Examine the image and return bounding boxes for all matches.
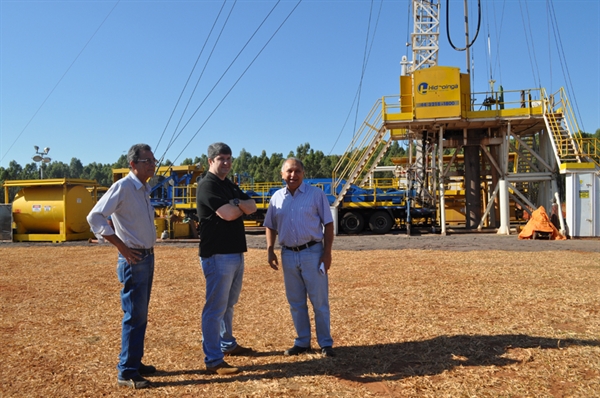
[547,0,585,132]
[158,0,238,166]
[328,0,383,156]
[162,0,285,162]
[169,0,303,165]
[352,0,376,141]
[492,0,506,85]
[519,0,542,89]
[154,0,229,158]
[0,0,121,164]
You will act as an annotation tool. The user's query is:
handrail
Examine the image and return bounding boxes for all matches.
[331,98,386,195]
[545,87,599,167]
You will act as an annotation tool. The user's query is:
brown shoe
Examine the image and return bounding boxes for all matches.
[206,361,239,375]
[224,344,254,356]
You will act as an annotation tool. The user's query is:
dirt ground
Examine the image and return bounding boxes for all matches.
[244,229,600,253]
[1,231,599,397]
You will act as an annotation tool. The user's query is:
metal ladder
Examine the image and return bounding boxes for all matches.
[331,98,391,207]
[543,88,584,167]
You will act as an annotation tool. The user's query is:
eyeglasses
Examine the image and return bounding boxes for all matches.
[137,158,158,165]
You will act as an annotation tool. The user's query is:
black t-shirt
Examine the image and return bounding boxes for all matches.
[196,172,250,258]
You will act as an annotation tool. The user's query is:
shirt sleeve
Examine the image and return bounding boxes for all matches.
[87,183,120,237]
[197,179,228,215]
[263,200,276,230]
[318,190,334,225]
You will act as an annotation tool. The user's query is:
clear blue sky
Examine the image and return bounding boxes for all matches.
[1,0,598,168]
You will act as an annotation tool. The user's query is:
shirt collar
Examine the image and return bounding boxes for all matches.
[286,181,306,196]
[128,170,151,193]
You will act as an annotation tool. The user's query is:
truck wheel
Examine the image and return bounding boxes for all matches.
[369,211,393,234]
[341,212,364,234]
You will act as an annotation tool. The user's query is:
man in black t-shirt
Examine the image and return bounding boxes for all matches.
[196,142,257,375]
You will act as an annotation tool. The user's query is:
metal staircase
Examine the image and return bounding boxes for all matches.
[543,88,599,168]
[358,139,393,187]
[512,135,537,200]
[331,98,390,207]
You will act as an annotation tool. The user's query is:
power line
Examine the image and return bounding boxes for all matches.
[154,0,230,159]
[328,0,384,156]
[169,0,304,165]
[160,0,284,163]
[0,0,121,164]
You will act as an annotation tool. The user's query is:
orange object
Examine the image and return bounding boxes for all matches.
[518,206,566,240]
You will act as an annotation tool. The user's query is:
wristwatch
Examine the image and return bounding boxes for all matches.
[233,198,240,207]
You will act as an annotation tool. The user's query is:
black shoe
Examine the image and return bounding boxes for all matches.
[117,375,150,389]
[139,363,156,375]
[224,344,254,356]
[206,361,239,375]
[284,345,311,356]
[321,346,336,357]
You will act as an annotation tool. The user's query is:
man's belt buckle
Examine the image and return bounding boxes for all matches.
[135,248,154,256]
[285,241,317,252]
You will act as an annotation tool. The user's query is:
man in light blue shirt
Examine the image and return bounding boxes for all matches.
[87,143,158,389]
[264,157,336,357]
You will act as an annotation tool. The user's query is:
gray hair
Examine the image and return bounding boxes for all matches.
[207,142,232,160]
[281,157,304,172]
[127,143,152,167]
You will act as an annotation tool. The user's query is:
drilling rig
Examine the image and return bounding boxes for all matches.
[330,0,599,236]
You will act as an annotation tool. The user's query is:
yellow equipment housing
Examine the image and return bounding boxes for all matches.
[412,66,471,119]
[5,179,98,242]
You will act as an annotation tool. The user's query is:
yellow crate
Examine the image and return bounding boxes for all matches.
[172,222,191,239]
[154,218,167,239]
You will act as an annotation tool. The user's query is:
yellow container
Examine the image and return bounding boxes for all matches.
[154,218,166,239]
[13,185,93,234]
[172,222,190,238]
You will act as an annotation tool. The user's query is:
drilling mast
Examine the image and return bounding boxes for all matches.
[409,0,440,73]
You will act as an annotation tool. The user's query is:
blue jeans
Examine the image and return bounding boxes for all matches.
[200,253,244,367]
[281,242,333,348]
[116,252,154,379]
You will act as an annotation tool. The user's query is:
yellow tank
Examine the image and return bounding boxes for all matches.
[13,185,94,234]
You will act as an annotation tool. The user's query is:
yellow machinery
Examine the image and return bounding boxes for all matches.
[4,179,98,242]
[112,164,204,239]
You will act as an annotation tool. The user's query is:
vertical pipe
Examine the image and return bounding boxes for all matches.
[464,0,471,74]
[439,125,446,235]
[551,181,566,236]
[497,123,511,235]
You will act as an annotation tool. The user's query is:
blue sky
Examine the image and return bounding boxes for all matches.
[1,0,599,168]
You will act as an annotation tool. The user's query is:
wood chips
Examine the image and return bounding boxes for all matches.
[1,242,599,397]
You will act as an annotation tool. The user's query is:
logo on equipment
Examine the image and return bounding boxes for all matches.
[417,82,459,95]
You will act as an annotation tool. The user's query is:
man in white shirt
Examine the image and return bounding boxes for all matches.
[264,157,335,358]
[87,143,158,389]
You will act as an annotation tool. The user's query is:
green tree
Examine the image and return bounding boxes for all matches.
[232,149,253,178]
[113,155,129,169]
[69,158,84,177]
[193,155,208,172]
[252,151,269,182]
[268,153,284,181]
[295,143,311,160]
[46,161,70,179]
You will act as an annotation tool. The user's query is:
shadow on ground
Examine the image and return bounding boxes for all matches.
[150,334,600,387]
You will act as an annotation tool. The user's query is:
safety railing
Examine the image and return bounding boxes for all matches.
[331,98,389,205]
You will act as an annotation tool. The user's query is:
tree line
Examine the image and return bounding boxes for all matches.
[0,142,407,203]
